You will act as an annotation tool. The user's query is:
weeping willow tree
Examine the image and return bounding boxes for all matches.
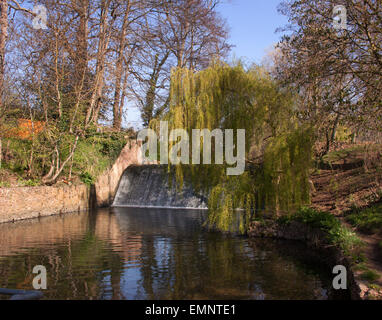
[150,62,313,233]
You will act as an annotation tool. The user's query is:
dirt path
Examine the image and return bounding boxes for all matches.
[340,218,382,279]
[310,145,382,297]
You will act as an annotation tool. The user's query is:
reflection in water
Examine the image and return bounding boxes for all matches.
[0,208,346,300]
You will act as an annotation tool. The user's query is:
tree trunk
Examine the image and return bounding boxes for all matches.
[330,114,340,144]
[76,0,88,80]
[0,1,8,170]
[69,1,89,133]
[0,0,7,109]
[112,2,130,131]
[324,114,340,155]
[42,136,79,185]
[142,52,169,127]
[86,0,111,126]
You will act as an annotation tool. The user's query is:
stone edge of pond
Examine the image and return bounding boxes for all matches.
[248,219,382,300]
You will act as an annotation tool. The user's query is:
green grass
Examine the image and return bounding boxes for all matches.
[17,179,41,187]
[346,203,382,234]
[279,207,364,261]
[354,263,369,272]
[354,263,380,284]
[361,270,380,282]
[67,131,128,182]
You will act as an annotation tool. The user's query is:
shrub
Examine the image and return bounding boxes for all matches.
[19,179,40,187]
[80,172,95,185]
[278,207,364,260]
[279,207,341,231]
[2,129,129,187]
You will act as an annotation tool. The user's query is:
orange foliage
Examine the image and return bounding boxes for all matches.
[4,119,45,140]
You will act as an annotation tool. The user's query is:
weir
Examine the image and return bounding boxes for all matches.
[112,165,208,209]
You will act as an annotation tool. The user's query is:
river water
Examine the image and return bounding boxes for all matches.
[0,207,346,300]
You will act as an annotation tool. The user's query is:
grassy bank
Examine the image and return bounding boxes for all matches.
[278,207,364,263]
[346,203,382,235]
[299,143,382,297]
[276,206,382,298]
[0,130,133,187]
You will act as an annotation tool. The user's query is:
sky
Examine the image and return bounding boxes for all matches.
[126,0,289,129]
[217,0,289,64]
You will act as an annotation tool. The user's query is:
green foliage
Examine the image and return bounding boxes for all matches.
[207,173,255,233]
[259,126,313,212]
[346,203,382,234]
[70,132,127,181]
[2,138,34,174]
[361,270,380,282]
[322,144,382,165]
[2,130,128,185]
[86,132,127,160]
[355,263,380,283]
[17,179,41,187]
[354,263,369,272]
[163,62,314,232]
[70,138,109,180]
[279,207,340,230]
[335,126,353,143]
[328,227,365,262]
[279,207,364,260]
[0,181,11,188]
[80,172,95,185]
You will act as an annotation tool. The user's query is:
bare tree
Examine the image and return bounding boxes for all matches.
[0,0,230,182]
[130,0,230,127]
[275,0,382,153]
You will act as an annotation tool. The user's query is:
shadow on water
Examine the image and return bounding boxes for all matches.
[0,207,349,300]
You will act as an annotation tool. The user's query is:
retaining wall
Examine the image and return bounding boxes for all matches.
[0,140,140,224]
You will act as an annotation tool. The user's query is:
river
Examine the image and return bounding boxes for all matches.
[0,207,347,299]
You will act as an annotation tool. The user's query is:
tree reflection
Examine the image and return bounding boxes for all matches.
[0,208,342,300]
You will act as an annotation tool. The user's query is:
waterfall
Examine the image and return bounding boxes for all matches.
[112,165,208,209]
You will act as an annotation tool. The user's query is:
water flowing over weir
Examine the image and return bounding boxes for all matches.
[112,165,208,209]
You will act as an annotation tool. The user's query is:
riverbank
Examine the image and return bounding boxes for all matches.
[248,215,382,299]
[247,142,382,300]
[0,140,140,224]
[248,209,362,299]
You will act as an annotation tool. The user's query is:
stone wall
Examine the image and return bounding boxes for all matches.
[94,140,140,207]
[0,184,90,224]
[0,140,140,224]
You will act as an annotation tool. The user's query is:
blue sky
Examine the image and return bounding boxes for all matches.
[217,0,289,64]
[126,0,289,128]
